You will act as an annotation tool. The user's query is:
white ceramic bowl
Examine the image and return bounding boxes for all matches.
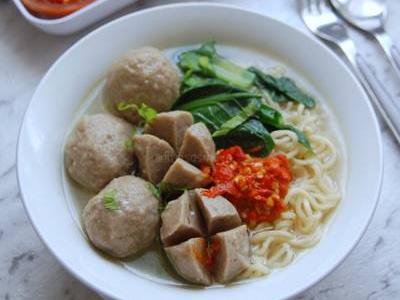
[17,3,383,300]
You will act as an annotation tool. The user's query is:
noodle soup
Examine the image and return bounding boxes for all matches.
[63,42,346,286]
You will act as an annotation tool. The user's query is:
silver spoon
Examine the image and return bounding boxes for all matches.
[330,0,400,78]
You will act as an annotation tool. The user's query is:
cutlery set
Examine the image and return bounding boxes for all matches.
[300,0,400,142]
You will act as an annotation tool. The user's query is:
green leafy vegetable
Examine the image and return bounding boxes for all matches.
[157,182,188,202]
[175,42,315,154]
[175,92,261,111]
[176,77,244,107]
[178,41,255,89]
[256,104,284,127]
[212,100,261,137]
[214,119,275,156]
[185,97,310,153]
[181,76,227,91]
[191,102,240,132]
[256,104,312,150]
[159,182,187,193]
[103,189,119,211]
[249,67,316,108]
[180,98,274,156]
[147,182,161,200]
[279,125,312,150]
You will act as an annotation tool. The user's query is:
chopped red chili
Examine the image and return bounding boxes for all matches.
[203,146,292,228]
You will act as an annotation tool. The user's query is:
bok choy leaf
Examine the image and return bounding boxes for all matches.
[212,100,261,138]
[249,67,316,108]
[178,41,255,89]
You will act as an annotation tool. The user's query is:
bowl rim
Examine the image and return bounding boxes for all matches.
[16,2,384,300]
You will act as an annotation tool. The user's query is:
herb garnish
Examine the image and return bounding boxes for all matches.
[147,182,161,199]
[124,139,134,151]
[123,127,137,151]
[103,189,119,211]
[158,203,167,214]
[117,102,158,124]
[117,102,137,111]
[137,103,157,124]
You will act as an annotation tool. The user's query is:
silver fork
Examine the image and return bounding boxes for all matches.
[300,0,400,143]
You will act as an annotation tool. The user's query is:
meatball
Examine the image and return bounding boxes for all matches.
[103,47,180,124]
[82,176,160,258]
[65,113,134,192]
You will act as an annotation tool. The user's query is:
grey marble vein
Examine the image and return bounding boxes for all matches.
[8,252,35,275]
[0,0,399,299]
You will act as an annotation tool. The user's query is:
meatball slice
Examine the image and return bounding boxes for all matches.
[160,191,205,247]
[133,134,176,184]
[179,123,216,167]
[82,176,159,258]
[162,158,210,189]
[165,237,212,285]
[65,113,135,192]
[144,111,193,152]
[212,225,250,283]
[103,47,180,124]
[194,189,241,235]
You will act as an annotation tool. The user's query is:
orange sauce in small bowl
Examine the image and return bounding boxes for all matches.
[22,0,96,19]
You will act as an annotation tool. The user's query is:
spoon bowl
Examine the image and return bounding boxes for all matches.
[330,0,387,32]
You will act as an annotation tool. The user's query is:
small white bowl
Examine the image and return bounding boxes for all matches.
[17,3,383,300]
[12,0,137,35]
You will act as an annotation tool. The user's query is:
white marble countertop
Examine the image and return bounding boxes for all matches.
[1,0,399,299]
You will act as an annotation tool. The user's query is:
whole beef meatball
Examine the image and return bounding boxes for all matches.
[65,113,134,192]
[103,47,180,124]
[82,176,160,258]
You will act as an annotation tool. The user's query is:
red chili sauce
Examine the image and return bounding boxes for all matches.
[22,0,95,19]
[203,146,292,228]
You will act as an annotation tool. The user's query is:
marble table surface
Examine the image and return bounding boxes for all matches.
[1,0,400,299]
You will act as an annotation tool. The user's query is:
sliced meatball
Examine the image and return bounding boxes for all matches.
[179,123,216,167]
[160,191,205,246]
[194,189,241,235]
[162,158,210,189]
[133,134,176,184]
[103,47,180,124]
[82,176,159,258]
[65,113,134,192]
[212,225,250,283]
[165,237,212,285]
[144,111,193,152]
